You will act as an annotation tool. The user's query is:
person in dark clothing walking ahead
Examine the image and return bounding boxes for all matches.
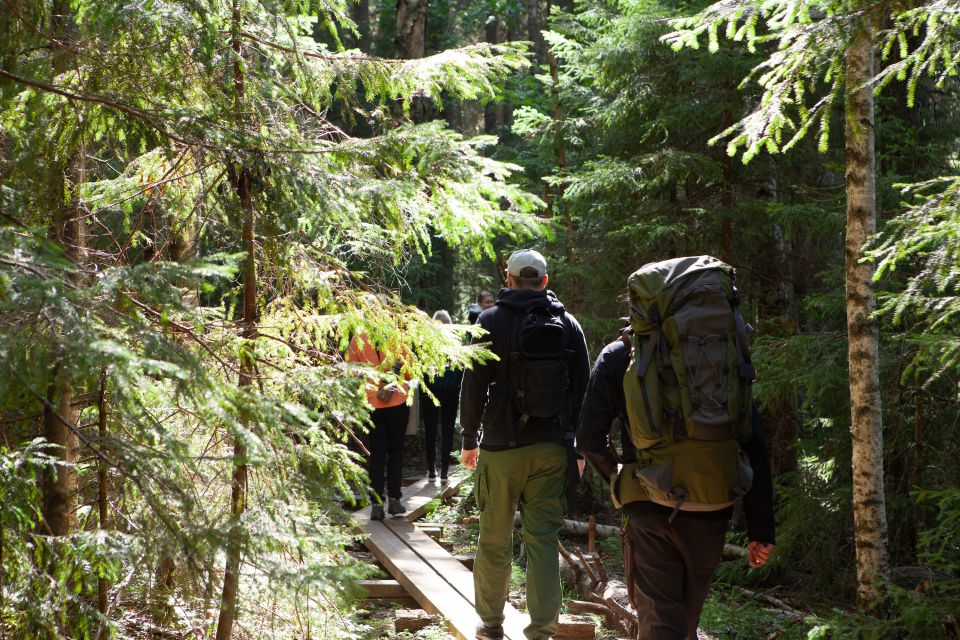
[460,249,590,640]
[421,309,462,481]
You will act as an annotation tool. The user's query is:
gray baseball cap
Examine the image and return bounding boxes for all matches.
[507,249,547,278]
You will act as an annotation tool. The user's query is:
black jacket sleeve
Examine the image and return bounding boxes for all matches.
[459,312,496,450]
[742,407,776,544]
[565,314,591,434]
[575,340,630,483]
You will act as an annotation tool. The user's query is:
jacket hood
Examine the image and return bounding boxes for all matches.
[495,287,566,314]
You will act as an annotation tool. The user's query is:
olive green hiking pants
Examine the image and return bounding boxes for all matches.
[473,442,567,640]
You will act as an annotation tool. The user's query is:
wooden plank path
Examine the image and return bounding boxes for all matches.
[354,475,529,640]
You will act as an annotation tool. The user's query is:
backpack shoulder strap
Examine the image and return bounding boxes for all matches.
[732,305,756,382]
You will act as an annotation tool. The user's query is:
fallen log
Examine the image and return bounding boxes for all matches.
[513,512,620,538]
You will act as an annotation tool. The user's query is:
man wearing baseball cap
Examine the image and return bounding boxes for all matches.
[460,249,590,640]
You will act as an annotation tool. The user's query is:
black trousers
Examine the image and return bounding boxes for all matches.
[367,403,409,502]
[624,502,730,640]
[420,388,459,475]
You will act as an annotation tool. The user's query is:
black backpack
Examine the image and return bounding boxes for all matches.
[502,302,571,435]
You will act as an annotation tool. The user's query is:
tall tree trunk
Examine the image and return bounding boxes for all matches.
[526,0,546,63]
[43,0,84,538]
[483,17,502,134]
[844,25,889,610]
[43,372,79,535]
[350,0,371,51]
[395,0,427,59]
[97,371,109,635]
[719,156,733,264]
[545,48,580,311]
[215,3,255,638]
[769,208,800,477]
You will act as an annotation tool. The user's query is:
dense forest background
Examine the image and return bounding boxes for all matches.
[2,0,959,638]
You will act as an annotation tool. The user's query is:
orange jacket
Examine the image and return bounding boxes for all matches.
[347,335,410,409]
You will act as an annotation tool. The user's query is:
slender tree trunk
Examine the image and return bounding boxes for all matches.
[43,0,84,538]
[395,0,427,59]
[844,25,889,610]
[215,3,255,637]
[483,17,502,134]
[719,100,735,264]
[97,371,109,635]
[769,214,799,477]
[350,0,371,50]
[42,373,79,535]
[526,0,546,63]
[545,48,580,311]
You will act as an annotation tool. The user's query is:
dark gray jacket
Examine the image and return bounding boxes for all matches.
[460,287,590,451]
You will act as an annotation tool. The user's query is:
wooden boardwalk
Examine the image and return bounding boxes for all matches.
[354,476,529,640]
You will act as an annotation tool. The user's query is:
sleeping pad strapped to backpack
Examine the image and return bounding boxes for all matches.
[612,256,756,513]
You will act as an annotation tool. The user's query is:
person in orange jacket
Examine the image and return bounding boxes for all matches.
[348,333,411,521]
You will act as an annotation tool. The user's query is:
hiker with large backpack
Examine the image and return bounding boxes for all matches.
[460,249,590,640]
[576,256,775,640]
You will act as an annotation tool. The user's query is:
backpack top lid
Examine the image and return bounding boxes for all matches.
[627,255,735,331]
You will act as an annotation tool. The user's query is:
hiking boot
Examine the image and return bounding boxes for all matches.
[440,472,448,484]
[370,505,385,521]
[427,467,437,480]
[387,497,406,515]
[475,622,504,640]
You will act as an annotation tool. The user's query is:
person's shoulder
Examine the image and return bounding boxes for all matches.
[596,336,630,369]
[601,336,630,356]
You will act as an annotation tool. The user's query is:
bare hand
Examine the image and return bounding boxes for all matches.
[577,458,586,478]
[461,447,479,470]
[747,541,774,568]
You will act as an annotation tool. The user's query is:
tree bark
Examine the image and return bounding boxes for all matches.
[350,0,371,51]
[546,48,581,312]
[97,370,109,627]
[395,0,427,59]
[844,25,889,610]
[214,3,255,638]
[483,17,502,134]
[43,0,84,539]
[526,0,546,63]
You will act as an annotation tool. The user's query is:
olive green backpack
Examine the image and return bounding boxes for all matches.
[612,256,756,513]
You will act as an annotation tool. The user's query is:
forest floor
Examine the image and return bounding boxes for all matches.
[345,433,824,640]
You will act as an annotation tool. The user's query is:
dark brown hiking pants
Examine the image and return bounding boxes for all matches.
[624,502,731,640]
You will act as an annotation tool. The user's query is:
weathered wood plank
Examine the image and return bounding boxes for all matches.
[356,579,408,599]
[360,519,479,640]
[383,516,528,640]
[403,473,468,522]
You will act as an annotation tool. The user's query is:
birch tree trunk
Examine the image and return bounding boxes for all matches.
[844,24,889,610]
[215,2,255,637]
